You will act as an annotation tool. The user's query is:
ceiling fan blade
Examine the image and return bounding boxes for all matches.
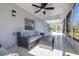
[45,7,54,10]
[35,9,41,13]
[43,11,46,15]
[32,4,40,8]
[41,3,48,6]
[40,3,48,8]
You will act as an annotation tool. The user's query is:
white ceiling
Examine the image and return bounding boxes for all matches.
[15,3,74,20]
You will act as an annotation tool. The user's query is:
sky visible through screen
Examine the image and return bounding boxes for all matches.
[71,3,79,27]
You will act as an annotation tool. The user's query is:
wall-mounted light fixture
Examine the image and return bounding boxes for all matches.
[12,10,16,17]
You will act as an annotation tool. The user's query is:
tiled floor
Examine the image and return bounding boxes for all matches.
[8,36,79,56]
[8,46,33,56]
[63,39,79,56]
[8,45,54,56]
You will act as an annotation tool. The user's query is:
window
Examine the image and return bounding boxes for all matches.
[66,4,79,41]
[66,10,73,37]
[24,18,34,30]
[48,23,56,32]
[48,22,61,32]
[72,4,79,40]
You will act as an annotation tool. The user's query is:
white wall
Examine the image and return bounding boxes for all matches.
[35,20,48,33]
[0,3,46,49]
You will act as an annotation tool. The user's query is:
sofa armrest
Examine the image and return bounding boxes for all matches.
[0,44,1,47]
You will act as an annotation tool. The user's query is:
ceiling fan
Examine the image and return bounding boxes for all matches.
[32,3,54,15]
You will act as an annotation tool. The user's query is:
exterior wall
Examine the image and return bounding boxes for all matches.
[66,36,73,46]
[66,35,79,54]
[73,40,79,54]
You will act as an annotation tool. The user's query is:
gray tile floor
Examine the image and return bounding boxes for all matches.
[63,39,79,56]
[8,36,79,56]
[8,46,33,56]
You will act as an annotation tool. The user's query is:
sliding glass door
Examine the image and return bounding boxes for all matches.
[48,22,63,34]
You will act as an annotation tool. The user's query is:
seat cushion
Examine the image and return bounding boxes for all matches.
[29,35,42,43]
